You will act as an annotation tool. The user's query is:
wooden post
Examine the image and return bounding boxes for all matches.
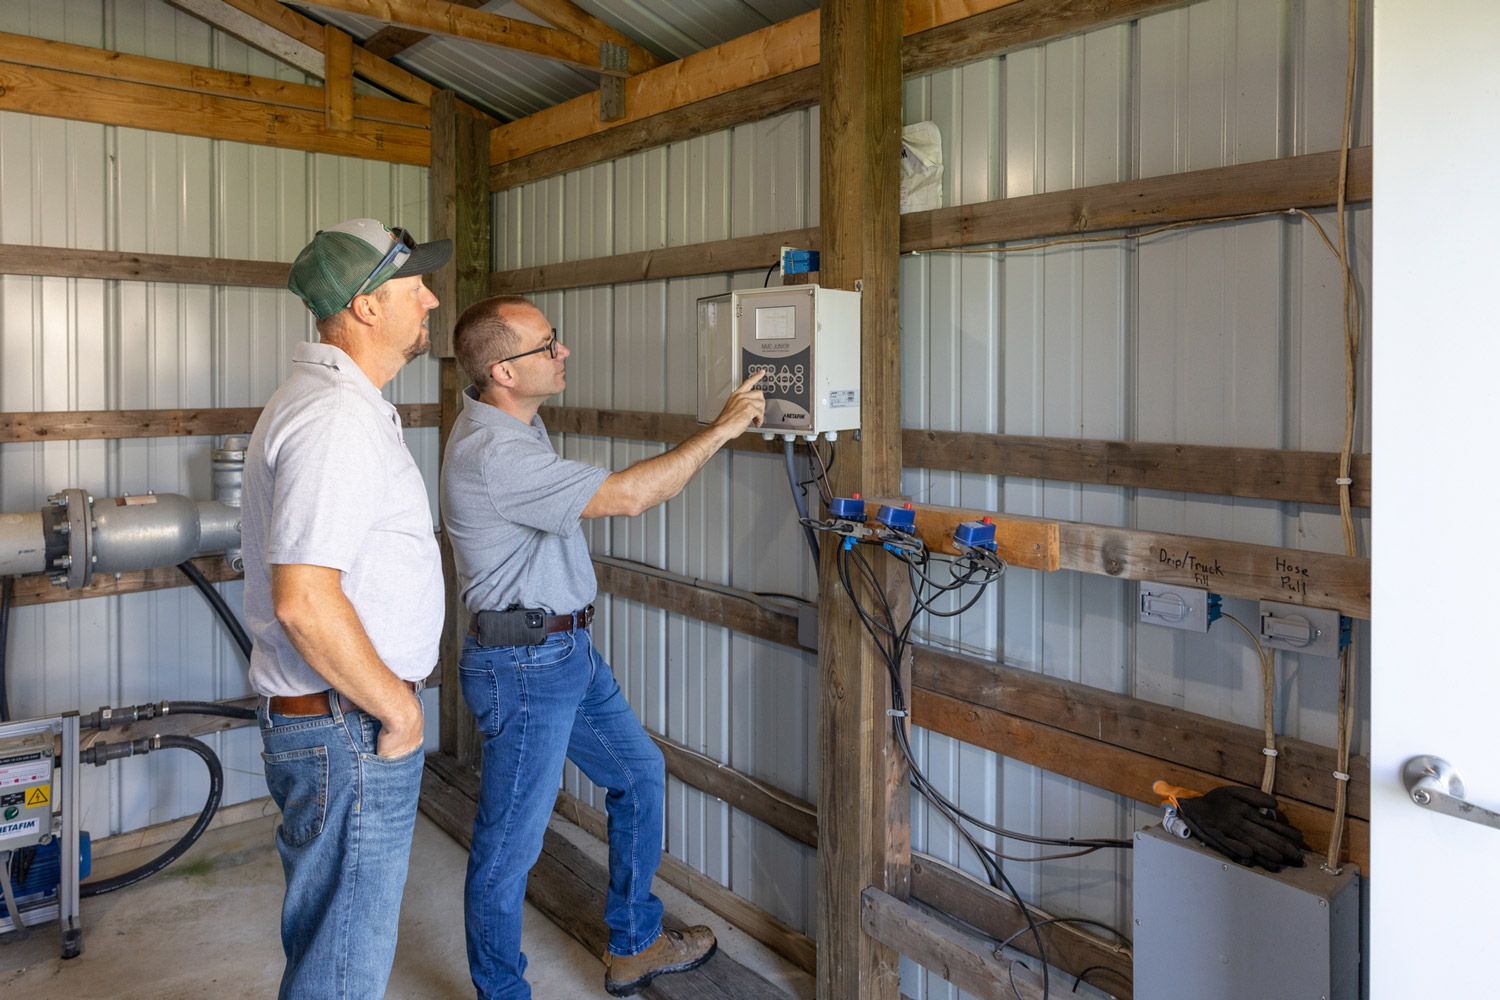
[322,24,353,132]
[817,3,906,999]
[429,89,493,764]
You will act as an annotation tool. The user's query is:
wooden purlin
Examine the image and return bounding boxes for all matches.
[888,499,1371,617]
[0,61,430,165]
[0,404,438,445]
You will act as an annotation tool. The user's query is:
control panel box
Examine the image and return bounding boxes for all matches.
[1134,824,1360,1000]
[696,285,861,438]
[0,732,55,850]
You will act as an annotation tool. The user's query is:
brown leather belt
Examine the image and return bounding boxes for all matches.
[466,605,595,640]
[266,679,423,718]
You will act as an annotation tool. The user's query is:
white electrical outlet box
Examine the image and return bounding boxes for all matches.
[1139,582,1215,633]
[696,285,861,438]
[1258,600,1342,658]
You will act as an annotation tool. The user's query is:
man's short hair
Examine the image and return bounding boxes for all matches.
[454,295,534,386]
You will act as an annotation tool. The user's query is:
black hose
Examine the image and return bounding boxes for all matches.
[783,439,821,564]
[176,561,252,663]
[163,700,257,721]
[0,576,11,722]
[80,735,223,898]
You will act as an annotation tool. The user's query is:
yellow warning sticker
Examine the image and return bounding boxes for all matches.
[25,786,49,808]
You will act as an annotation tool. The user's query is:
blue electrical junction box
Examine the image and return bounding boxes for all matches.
[953,518,997,552]
[875,503,916,533]
[828,495,866,521]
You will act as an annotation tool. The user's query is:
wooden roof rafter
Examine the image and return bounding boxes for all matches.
[294,0,658,75]
[167,0,436,106]
[364,0,662,73]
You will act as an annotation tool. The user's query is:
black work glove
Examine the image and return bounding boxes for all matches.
[1176,785,1307,872]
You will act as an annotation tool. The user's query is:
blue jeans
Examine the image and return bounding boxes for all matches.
[459,628,665,1000]
[259,692,426,1000]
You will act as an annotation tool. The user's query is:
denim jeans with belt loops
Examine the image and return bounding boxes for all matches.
[259,691,426,1000]
[459,627,666,1000]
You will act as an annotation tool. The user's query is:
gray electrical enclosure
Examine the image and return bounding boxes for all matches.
[1133,825,1361,1000]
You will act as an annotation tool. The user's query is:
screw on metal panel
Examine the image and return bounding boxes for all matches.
[1222,863,1229,871]
[1134,918,1141,927]
[1318,898,1327,908]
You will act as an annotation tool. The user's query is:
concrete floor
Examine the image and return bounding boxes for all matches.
[0,808,813,999]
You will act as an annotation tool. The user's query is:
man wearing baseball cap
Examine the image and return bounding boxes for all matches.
[241,219,451,998]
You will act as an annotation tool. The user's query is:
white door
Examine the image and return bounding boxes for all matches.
[1372,2,1500,995]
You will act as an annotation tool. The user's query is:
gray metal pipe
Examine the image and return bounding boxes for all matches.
[0,512,48,576]
[91,494,202,575]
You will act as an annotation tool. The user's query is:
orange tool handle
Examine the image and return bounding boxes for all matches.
[1152,780,1203,808]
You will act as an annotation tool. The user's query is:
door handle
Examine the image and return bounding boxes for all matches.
[1402,755,1500,831]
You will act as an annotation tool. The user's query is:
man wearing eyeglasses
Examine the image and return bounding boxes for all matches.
[241,218,450,999]
[441,295,766,999]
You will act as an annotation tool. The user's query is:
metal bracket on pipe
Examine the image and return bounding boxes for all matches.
[1403,755,1500,832]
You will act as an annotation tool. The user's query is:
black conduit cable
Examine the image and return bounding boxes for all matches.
[79,735,223,898]
[176,561,252,663]
[783,439,821,564]
[0,575,11,722]
[162,700,256,721]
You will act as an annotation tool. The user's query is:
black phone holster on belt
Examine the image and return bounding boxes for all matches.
[474,606,547,647]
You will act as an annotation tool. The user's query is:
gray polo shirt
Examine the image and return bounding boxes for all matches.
[242,341,444,696]
[441,387,607,616]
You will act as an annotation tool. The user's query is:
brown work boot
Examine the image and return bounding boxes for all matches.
[603,925,718,996]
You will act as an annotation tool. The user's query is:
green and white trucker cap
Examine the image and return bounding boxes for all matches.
[287,218,452,320]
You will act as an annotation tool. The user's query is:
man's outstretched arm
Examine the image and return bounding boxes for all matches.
[582,373,766,519]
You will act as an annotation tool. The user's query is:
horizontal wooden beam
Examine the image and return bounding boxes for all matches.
[0,245,289,288]
[493,227,816,295]
[905,145,1373,252]
[912,685,1369,872]
[493,148,1372,292]
[903,0,1194,77]
[912,645,1369,819]
[363,0,485,59]
[592,556,801,649]
[911,852,1133,999]
[492,66,818,191]
[10,553,242,609]
[899,500,1371,618]
[0,61,430,165]
[554,790,816,975]
[907,428,1371,508]
[490,9,820,166]
[650,730,818,849]
[0,403,438,444]
[0,31,428,128]
[542,404,1370,508]
[862,887,1044,999]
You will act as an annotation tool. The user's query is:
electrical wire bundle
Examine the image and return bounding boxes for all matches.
[786,451,1131,998]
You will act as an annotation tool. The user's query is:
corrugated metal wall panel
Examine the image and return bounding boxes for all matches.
[895,4,1371,997]
[496,0,1370,986]
[0,0,437,842]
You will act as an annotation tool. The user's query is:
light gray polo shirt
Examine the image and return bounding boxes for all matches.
[242,341,444,696]
[441,387,607,616]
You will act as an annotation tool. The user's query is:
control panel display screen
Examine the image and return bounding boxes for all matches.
[754,305,796,341]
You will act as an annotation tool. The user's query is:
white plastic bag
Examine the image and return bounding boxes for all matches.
[900,121,943,213]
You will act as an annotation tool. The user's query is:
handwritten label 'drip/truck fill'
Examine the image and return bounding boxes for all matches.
[1156,548,1225,587]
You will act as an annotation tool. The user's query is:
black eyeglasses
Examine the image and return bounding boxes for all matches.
[496,329,559,365]
[350,227,415,303]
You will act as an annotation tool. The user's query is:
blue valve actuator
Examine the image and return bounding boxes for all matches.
[876,503,916,533]
[829,495,866,521]
[953,519,998,552]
